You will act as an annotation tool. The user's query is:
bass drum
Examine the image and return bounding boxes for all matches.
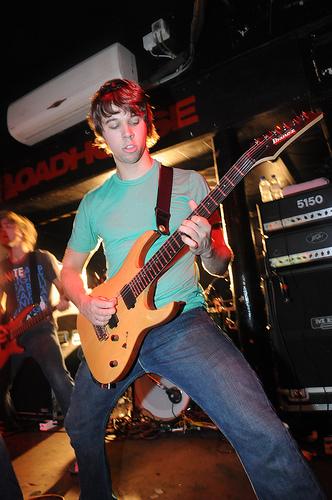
[134,374,190,421]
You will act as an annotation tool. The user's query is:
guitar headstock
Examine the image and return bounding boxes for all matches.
[252,111,324,165]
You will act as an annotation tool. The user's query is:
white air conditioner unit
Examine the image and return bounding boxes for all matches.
[7,42,138,146]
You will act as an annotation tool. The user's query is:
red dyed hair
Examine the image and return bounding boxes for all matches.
[88,79,159,154]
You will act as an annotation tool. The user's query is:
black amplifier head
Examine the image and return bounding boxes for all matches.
[257,183,332,235]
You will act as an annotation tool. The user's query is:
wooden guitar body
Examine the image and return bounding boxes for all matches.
[77,231,182,385]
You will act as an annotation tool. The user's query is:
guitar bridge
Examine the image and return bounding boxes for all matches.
[94,324,109,341]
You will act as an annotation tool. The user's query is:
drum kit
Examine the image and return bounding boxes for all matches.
[108,372,219,438]
[110,373,190,424]
[134,373,190,422]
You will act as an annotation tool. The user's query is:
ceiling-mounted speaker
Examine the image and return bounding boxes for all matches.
[7,43,137,146]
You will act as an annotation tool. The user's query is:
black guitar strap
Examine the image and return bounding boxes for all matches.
[29,251,40,305]
[155,164,174,235]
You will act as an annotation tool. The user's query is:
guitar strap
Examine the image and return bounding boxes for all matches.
[29,251,41,305]
[155,164,173,235]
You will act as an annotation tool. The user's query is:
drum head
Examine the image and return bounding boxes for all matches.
[134,374,190,421]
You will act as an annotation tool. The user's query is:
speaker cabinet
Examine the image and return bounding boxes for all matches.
[10,344,80,418]
[266,262,332,410]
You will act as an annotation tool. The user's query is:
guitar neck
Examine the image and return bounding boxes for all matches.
[12,306,56,337]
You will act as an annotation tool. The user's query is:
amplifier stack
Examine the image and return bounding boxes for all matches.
[257,183,332,412]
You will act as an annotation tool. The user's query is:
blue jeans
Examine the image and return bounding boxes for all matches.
[65,308,326,500]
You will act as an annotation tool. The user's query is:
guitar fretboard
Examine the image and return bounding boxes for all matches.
[10,306,55,338]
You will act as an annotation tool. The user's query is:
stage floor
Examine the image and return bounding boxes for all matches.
[4,420,332,500]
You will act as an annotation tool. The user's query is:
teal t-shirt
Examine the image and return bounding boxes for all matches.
[68,161,210,312]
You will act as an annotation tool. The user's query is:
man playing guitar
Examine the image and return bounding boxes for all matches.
[61,79,326,500]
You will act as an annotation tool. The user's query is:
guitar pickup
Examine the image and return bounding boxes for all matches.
[108,314,119,329]
[121,286,136,309]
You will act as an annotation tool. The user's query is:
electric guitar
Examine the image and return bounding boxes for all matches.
[76,111,324,385]
[0,304,56,369]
